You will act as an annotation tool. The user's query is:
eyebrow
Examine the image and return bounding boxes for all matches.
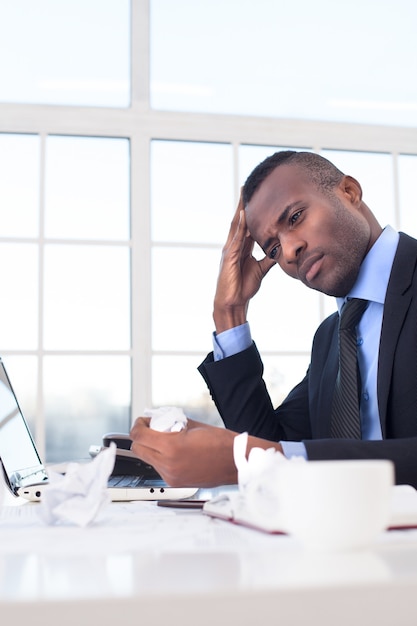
[262,201,302,251]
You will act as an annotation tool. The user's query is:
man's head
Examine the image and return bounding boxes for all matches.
[243,151,382,297]
[243,151,344,206]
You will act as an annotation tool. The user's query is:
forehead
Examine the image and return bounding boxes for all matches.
[245,164,314,226]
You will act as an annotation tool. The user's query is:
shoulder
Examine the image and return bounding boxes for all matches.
[389,232,417,294]
[311,311,339,351]
[397,231,417,258]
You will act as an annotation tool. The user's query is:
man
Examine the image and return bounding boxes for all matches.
[130,151,417,488]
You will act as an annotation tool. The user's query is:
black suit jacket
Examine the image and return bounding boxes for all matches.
[198,233,417,487]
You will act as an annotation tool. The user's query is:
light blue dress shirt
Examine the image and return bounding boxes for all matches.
[212,226,400,458]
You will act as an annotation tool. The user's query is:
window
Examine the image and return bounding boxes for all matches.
[0,0,130,107]
[150,0,417,127]
[0,134,131,461]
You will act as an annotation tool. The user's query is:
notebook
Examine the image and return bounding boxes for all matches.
[203,484,417,533]
[0,358,198,502]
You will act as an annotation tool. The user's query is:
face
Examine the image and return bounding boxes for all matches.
[245,164,373,297]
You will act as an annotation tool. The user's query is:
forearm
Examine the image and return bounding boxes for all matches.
[199,341,313,443]
[199,344,286,440]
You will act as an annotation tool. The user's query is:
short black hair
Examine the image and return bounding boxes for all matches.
[242,150,345,205]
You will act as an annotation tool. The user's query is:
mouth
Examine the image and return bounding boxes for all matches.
[299,254,324,285]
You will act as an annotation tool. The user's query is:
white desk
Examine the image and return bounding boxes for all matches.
[1,490,417,626]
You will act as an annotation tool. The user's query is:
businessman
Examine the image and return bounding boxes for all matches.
[130,151,417,488]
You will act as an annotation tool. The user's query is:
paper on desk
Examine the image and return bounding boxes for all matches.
[204,432,304,531]
[235,432,295,525]
[234,431,289,490]
[38,443,116,527]
[144,406,188,432]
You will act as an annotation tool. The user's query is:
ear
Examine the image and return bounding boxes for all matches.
[339,175,363,206]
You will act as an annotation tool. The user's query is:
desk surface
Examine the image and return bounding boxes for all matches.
[1,488,417,626]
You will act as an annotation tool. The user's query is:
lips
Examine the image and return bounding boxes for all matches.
[299,254,324,284]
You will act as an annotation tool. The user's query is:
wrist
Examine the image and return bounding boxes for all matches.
[213,305,247,334]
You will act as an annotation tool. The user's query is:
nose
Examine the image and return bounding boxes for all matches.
[280,233,305,266]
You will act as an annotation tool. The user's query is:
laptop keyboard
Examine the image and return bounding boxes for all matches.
[108,475,166,488]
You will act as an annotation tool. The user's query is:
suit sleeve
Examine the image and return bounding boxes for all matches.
[198,342,312,442]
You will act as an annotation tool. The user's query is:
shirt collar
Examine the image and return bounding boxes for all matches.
[336,225,399,312]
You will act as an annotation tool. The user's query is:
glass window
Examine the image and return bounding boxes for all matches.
[43,245,131,351]
[263,355,311,409]
[152,355,223,426]
[320,150,396,228]
[151,0,417,127]
[152,247,219,352]
[44,355,131,462]
[151,140,234,244]
[0,134,40,237]
[249,267,322,353]
[398,154,417,238]
[0,0,130,107]
[0,244,38,350]
[45,136,130,240]
[1,356,38,437]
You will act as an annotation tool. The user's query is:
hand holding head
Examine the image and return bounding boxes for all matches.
[213,190,277,333]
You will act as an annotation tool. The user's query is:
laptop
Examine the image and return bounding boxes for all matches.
[0,357,198,502]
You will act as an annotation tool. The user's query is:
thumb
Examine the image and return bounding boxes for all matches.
[258,255,277,278]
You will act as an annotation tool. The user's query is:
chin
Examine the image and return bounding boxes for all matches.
[322,277,358,298]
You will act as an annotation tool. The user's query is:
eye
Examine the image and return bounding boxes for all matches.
[269,245,280,259]
[290,210,302,225]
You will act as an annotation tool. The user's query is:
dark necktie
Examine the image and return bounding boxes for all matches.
[331,298,369,439]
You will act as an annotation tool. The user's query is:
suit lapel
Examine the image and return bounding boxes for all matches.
[378,233,417,435]
[309,313,339,437]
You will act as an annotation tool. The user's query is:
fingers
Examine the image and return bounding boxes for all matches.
[129,417,163,464]
[129,416,151,440]
[258,254,277,277]
[225,191,246,248]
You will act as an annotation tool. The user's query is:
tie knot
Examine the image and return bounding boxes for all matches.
[339,298,369,331]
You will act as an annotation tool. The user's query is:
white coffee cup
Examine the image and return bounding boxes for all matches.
[277,459,394,552]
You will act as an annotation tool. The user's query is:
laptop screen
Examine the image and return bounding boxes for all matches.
[0,359,48,495]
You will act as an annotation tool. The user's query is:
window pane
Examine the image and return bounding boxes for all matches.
[44,356,131,462]
[152,247,219,352]
[0,244,38,350]
[151,0,417,127]
[0,134,39,237]
[152,355,223,427]
[45,136,130,240]
[249,267,321,353]
[0,0,130,107]
[151,141,234,244]
[1,356,38,438]
[44,245,130,350]
[398,154,417,238]
[263,355,311,409]
[320,150,396,228]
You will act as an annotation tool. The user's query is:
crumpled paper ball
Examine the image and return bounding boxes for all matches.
[234,432,305,525]
[38,442,116,527]
[144,406,188,432]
